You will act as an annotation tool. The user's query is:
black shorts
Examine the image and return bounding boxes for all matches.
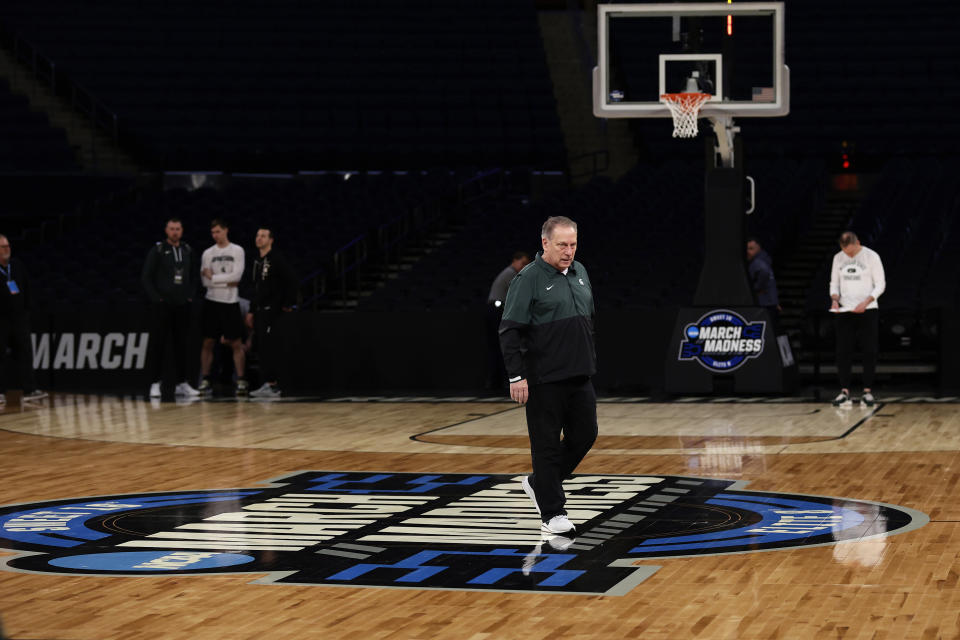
[201,299,243,341]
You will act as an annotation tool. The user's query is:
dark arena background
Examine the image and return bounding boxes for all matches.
[1,1,959,639]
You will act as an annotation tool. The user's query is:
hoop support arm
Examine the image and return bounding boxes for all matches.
[709,115,740,168]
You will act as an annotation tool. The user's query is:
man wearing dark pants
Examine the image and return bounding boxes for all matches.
[199,219,246,396]
[246,227,297,398]
[0,234,47,404]
[830,231,885,406]
[499,216,597,536]
[141,218,200,398]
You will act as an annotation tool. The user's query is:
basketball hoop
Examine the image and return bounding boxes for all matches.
[660,92,712,138]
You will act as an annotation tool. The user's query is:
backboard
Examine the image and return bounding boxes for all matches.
[593,2,788,119]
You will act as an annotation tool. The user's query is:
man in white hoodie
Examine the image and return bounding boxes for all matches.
[199,219,247,396]
[829,231,885,406]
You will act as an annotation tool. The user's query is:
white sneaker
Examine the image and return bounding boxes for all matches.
[250,383,282,398]
[862,392,876,407]
[22,390,48,401]
[149,382,161,398]
[175,382,201,397]
[541,515,576,535]
[831,390,850,406]
[521,476,541,515]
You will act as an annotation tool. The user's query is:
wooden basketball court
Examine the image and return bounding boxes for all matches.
[1,392,958,639]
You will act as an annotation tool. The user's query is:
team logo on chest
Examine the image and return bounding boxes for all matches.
[842,262,864,280]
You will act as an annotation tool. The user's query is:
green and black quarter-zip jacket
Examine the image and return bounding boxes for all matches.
[498,252,596,385]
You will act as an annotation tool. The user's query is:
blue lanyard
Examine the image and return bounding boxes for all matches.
[0,263,9,280]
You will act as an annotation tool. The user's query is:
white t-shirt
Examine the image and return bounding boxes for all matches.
[201,242,245,304]
[829,245,885,310]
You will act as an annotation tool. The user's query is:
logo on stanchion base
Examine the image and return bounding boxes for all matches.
[679,309,766,372]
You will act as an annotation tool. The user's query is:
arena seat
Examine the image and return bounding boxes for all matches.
[15,171,459,310]
[0,79,77,171]
[0,0,565,171]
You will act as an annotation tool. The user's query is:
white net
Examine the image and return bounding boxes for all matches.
[661,93,712,138]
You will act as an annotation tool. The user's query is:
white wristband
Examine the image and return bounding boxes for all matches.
[508,376,523,383]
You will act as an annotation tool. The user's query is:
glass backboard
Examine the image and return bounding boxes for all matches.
[594,2,788,119]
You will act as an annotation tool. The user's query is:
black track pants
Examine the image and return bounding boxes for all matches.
[835,309,879,389]
[147,302,191,383]
[525,377,598,521]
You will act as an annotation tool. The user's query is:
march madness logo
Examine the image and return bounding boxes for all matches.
[0,472,925,596]
[679,309,766,372]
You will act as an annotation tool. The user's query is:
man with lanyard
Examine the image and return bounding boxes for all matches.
[0,234,47,404]
[499,216,598,536]
[246,226,297,398]
[141,218,200,398]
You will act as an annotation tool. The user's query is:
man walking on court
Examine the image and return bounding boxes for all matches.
[499,216,597,536]
[829,231,885,406]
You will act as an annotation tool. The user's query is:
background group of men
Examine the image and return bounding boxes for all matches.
[141,217,298,398]
[743,232,883,405]
[2,209,883,428]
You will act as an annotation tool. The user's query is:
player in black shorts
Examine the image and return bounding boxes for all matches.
[199,219,247,396]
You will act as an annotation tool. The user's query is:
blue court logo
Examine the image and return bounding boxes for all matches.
[0,472,926,595]
[679,309,766,372]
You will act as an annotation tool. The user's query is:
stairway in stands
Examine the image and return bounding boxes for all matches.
[349,226,464,311]
[537,7,637,183]
[0,45,139,173]
[776,183,860,350]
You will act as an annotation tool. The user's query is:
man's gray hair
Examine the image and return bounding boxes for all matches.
[541,216,577,240]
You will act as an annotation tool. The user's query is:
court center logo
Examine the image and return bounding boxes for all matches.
[0,472,926,596]
[679,309,766,371]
